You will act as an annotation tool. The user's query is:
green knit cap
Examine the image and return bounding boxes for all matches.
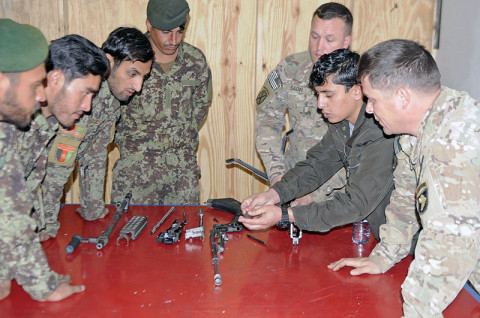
[0,19,48,73]
[147,0,190,31]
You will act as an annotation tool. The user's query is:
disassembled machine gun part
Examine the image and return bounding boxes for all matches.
[65,192,132,254]
[156,212,187,244]
[185,209,205,241]
[150,206,175,235]
[117,215,148,246]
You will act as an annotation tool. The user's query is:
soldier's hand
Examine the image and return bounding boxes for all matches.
[290,194,313,207]
[38,274,85,302]
[241,188,280,214]
[0,281,11,301]
[39,232,52,242]
[239,205,281,231]
[327,257,382,276]
[271,175,282,185]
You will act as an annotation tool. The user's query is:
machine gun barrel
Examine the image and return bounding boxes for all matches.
[96,192,132,249]
[65,193,132,254]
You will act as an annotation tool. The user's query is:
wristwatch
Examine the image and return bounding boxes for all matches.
[276,204,290,229]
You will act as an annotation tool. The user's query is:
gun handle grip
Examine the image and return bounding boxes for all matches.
[65,235,82,254]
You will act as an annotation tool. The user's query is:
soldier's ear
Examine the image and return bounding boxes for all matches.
[46,70,65,92]
[146,18,152,32]
[106,53,115,70]
[0,72,9,100]
[395,87,410,110]
[352,83,363,100]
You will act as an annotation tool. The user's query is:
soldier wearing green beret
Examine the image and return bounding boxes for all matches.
[0,19,88,302]
[112,0,212,205]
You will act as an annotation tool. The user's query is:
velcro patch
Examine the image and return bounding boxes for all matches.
[416,181,428,214]
[268,70,282,91]
[56,144,76,163]
[256,87,269,105]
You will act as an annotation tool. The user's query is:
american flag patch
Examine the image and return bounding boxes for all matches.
[268,71,283,91]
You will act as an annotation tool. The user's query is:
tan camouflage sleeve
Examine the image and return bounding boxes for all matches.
[255,68,288,182]
[369,136,420,272]
[0,130,58,299]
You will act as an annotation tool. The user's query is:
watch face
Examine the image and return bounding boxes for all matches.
[276,221,290,229]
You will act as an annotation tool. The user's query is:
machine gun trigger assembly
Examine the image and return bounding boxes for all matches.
[156,212,187,244]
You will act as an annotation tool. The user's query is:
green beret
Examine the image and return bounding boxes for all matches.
[0,19,48,73]
[147,0,190,31]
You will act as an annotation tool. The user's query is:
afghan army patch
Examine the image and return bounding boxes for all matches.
[416,181,428,214]
[268,70,283,91]
[256,87,269,105]
[56,143,76,163]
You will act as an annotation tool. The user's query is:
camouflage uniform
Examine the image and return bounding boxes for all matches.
[41,82,121,237]
[0,121,59,300]
[112,40,212,205]
[271,104,395,240]
[16,112,58,230]
[368,87,480,317]
[255,51,345,202]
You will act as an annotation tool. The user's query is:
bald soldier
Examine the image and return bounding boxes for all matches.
[0,19,84,301]
[112,0,212,205]
[329,40,480,317]
[255,3,352,207]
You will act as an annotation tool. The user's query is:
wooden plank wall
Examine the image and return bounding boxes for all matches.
[0,0,435,204]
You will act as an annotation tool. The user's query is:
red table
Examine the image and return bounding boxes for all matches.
[1,204,479,317]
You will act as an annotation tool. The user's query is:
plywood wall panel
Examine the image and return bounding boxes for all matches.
[66,0,149,46]
[351,0,435,53]
[0,0,66,41]
[192,0,258,202]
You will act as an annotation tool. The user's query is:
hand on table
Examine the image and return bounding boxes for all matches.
[39,274,85,302]
[328,257,382,276]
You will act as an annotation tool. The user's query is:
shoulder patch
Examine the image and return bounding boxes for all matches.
[256,87,269,105]
[416,181,428,214]
[59,125,86,139]
[268,70,283,91]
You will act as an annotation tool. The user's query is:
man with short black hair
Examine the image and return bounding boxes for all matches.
[329,39,480,317]
[240,49,394,241]
[112,0,212,205]
[40,27,154,239]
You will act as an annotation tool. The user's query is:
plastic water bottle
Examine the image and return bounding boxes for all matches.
[352,219,370,244]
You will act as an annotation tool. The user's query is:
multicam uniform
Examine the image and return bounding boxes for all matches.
[0,121,59,300]
[255,51,344,202]
[368,87,480,317]
[41,82,121,237]
[112,41,212,205]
